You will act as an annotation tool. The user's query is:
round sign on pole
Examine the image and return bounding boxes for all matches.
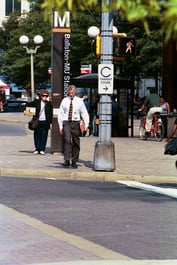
[98,64,114,94]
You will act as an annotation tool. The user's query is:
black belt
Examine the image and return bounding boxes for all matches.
[64,120,80,123]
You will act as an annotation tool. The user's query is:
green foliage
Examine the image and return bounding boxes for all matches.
[134,28,162,76]
[28,0,44,12]
[112,26,162,92]
[160,0,177,42]
[1,12,51,91]
[70,10,100,75]
[1,8,162,94]
[40,0,177,42]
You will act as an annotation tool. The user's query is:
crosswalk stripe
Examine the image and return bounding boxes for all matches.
[117,181,177,199]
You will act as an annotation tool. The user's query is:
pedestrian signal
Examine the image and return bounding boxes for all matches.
[113,36,136,57]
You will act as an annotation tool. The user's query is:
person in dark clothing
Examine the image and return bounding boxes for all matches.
[111,95,119,137]
[25,90,53,155]
[0,90,6,112]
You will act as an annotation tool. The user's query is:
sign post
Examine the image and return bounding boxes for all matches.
[93,4,115,171]
[51,11,71,153]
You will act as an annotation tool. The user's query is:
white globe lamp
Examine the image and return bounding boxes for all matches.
[19,35,29,45]
[87,26,100,38]
[113,26,118,34]
[33,35,43,45]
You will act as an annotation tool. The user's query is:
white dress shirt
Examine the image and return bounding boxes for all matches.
[39,101,46,121]
[58,96,89,129]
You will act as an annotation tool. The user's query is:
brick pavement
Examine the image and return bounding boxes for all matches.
[1,112,177,265]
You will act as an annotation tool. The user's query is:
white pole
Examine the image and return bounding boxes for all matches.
[30,52,35,101]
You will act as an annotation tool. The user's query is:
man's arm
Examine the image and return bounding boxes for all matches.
[80,102,89,130]
[138,103,145,112]
[58,100,64,134]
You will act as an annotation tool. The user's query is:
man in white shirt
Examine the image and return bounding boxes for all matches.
[58,85,89,168]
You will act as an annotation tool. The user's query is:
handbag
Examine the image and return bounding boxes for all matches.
[164,138,177,155]
[28,116,39,130]
[28,104,45,131]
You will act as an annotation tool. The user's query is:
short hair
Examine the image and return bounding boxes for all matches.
[68,84,76,92]
[40,90,49,97]
[149,87,156,93]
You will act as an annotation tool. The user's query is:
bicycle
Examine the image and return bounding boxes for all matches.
[139,112,165,141]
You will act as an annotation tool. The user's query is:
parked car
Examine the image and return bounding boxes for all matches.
[6,94,27,112]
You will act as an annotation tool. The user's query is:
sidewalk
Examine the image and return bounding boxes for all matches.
[0,112,177,265]
[0,112,177,183]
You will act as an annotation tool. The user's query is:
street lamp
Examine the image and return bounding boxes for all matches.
[19,35,43,100]
[87,25,117,38]
[88,21,117,171]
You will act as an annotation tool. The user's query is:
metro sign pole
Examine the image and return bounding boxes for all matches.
[51,11,71,153]
[93,2,115,171]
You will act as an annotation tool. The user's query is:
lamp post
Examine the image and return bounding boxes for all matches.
[19,35,43,101]
[88,25,117,38]
[88,10,116,171]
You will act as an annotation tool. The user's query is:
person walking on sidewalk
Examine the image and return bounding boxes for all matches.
[58,84,89,168]
[139,87,162,136]
[25,90,53,155]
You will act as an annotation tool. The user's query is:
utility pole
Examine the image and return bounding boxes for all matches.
[93,2,115,171]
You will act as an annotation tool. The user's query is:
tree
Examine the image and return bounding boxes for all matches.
[0,8,163,96]
[1,12,51,93]
[28,0,45,12]
[118,27,163,94]
[70,10,100,75]
[0,12,21,77]
[40,0,177,42]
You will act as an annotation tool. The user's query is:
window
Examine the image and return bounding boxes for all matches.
[6,0,21,16]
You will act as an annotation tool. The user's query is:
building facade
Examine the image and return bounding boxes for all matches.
[0,0,29,27]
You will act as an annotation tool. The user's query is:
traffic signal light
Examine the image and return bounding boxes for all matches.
[113,36,136,57]
[95,33,136,59]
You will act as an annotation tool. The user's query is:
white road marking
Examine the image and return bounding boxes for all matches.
[117,181,177,199]
[30,260,177,265]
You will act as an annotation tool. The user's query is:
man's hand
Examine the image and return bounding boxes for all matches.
[59,128,63,135]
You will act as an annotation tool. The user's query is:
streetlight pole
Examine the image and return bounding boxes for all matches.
[19,35,43,101]
[94,5,115,171]
[88,2,115,171]
[30,50,34,101]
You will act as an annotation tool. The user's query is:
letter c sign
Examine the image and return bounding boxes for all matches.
[98,64,114,94]
[100,66,111,78]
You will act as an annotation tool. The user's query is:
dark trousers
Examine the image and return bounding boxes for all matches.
[63,121,80,162]
[34,121,48,152]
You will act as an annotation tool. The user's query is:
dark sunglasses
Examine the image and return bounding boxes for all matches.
[42,94,48,97]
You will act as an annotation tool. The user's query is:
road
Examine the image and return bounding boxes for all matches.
[0,177,177,260]
[0,122,26,136]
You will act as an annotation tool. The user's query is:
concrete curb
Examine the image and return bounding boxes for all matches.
[1,168,177,183]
